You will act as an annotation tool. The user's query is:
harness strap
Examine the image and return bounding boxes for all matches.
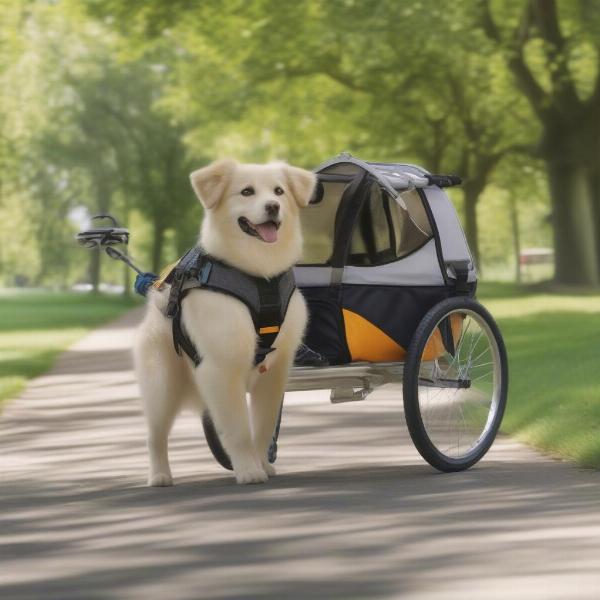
[165,247,204,364]
[166,247,202,318]
[255,277,283,364]
[164,247,296,367]
[173,314,202,366]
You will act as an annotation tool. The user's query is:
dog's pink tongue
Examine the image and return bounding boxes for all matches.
[254,222,278,243]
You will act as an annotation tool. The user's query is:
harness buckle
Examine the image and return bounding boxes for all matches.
[166,300,179,318]
[446,260,471,295]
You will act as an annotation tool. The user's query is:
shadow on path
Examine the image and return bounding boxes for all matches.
[1,309,599,600]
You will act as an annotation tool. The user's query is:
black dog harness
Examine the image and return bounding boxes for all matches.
[161,246,296,367]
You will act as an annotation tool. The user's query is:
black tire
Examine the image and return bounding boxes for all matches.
[202,400,284,471]
[403,297,508,472]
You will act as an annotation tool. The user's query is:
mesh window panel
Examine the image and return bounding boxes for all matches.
[348,185,432,266]
[300,163,362,265]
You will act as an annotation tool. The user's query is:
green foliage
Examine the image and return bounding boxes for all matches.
[479,282,600,467]
[0,290,138,405]
[0,0,598,287]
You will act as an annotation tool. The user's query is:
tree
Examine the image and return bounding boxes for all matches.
[79,60,200,271]
[480,0,600,285]
[110,0,534,270]
[0,1,48,285]
[32,9,201,278]
[8,0,582,288]
[227,0,535,269]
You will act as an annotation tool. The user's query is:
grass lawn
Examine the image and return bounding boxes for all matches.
[0,290,138,406]
[1,284,598,469]
[477,282,600,469]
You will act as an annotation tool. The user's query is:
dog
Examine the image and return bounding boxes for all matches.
[133,159,316,485]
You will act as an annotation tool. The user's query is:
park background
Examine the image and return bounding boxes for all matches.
[0,0,599,467]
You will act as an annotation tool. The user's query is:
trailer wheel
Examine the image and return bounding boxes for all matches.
[403,297,508,472]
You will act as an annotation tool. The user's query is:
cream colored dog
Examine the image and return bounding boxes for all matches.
[133,159,315,485]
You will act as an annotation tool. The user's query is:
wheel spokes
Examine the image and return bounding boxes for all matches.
[417,309,501,460]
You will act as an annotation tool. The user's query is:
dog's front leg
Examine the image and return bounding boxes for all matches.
[250,357,291,476]
[182,291,267,484]
[195,358,268,484]
[250,291,307,474]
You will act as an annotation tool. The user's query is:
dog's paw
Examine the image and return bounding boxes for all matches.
[235,465,269,485]
[148,472,173,487]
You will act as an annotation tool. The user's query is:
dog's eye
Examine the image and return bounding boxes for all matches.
[241,186,255,196]
[274,186,284,196]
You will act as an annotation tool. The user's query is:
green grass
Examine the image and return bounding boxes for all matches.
[2,284,598,469]
[477,281,600,468]
[0,291,138,406]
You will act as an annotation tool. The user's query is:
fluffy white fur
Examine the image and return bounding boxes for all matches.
[134,160,316,485]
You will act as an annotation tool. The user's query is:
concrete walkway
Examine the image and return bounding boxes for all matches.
[1,309,599,600]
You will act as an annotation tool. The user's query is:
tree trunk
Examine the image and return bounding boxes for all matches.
[481,0,600,283]
[90,249,101,293]
[539,109,600,285]
[508,193,521,284]
[463,182,482,272]
[546,162,599,286]
[589,165,600,278]
[151,221,165,274]
[90,176,112,292]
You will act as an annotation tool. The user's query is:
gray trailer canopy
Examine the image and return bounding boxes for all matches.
[295,153,476,288]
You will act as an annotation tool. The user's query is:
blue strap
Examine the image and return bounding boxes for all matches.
[134,272,159,297]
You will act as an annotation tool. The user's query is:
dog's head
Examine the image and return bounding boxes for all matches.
[190,159,316,277]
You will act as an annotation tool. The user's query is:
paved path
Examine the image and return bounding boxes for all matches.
[1,309,600,600]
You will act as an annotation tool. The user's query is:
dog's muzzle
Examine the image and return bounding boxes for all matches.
[238,217,281,243]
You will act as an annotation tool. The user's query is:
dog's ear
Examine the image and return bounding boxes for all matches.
[190,159,237,209]
[281,164,317,208]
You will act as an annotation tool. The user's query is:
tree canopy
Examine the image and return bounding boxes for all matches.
[1,0,598,288]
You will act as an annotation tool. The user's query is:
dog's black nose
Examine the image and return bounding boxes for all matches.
[265,202,280,217]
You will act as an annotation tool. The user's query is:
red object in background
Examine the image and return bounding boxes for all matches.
[520,248,553,266]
